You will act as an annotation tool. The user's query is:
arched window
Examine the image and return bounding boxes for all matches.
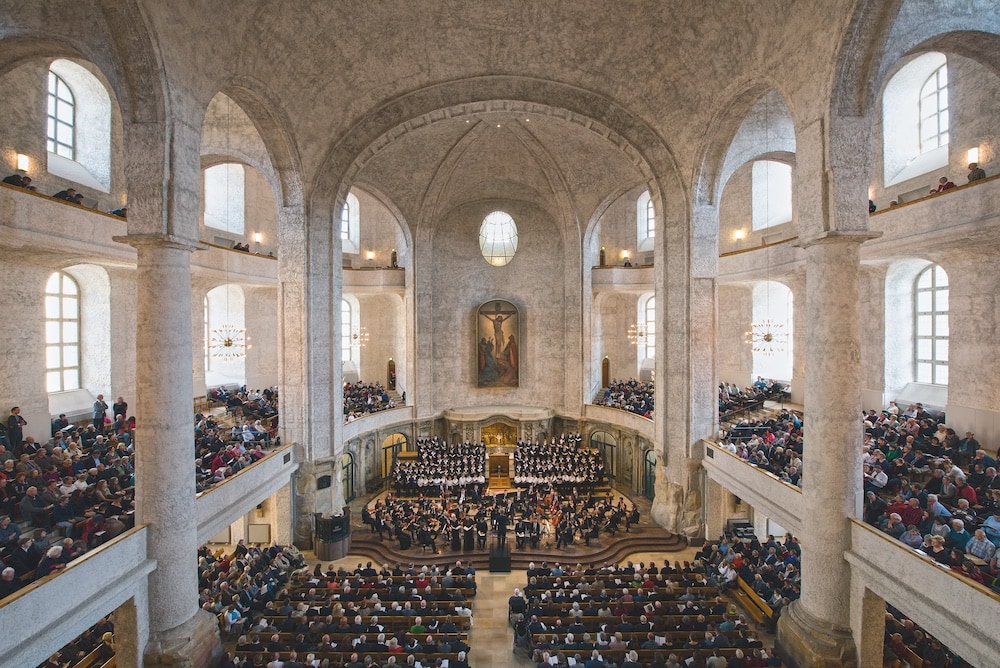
[478,211,518,266]
[203,163,245,234]
[641,295,655,362]
[45,271,81,392]
[751,281,793,382]
[341,192,360,254]
[204,284,246,386]
[46,60,112,191]
[47,71,75,159]
[637,190,655,251]
[751,160,793,230]
[882,53,949,186]
[919,64,949,154]
[342,299,353,364]
[914,264,948,385]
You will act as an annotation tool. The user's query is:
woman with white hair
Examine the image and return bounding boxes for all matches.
[35,545,66,580]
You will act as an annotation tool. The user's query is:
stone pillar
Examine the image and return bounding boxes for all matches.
[777,233,873,667]
[942,252,1000,446]
[850,581,886,668]
[124,236,222,668]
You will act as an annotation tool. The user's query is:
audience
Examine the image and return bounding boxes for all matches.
[344,381,397,423]
[595,379,654,418]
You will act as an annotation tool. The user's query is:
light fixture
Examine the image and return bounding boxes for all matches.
[744,94,787,357]
[733,229,746,241]
[209,322,248,362]
[627,323,646,346]
[16,153,29,172]
[967,147,979,164]
[253,232,262,243]
[352,325,369,348]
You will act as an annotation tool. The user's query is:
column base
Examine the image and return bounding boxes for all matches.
[777,600,857,668]
[144,609,223,668]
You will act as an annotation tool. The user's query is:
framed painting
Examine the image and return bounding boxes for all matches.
[477,299,519,387]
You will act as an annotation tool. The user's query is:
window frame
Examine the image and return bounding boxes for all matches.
[341,192,360,254]
[919,63,949,154]
[913,264,949,386]
[478,210,519,267]
[47,70,76,160]
[45,271,82,393]
[637,191,655,252]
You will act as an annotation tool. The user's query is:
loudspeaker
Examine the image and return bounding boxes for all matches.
[489,544,511,572]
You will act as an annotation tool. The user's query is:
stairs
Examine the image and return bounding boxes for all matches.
[346,524,687,571]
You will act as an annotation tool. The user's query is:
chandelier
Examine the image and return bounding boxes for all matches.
[745,318,787,355]
[210,322,247,361]
[627,323,646,345]
[352,325,369,348]
[744,94,787,357]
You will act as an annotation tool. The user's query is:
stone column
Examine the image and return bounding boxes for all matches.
[777,232,873,667]
[941,251,1000,446]
[123,235,222,667]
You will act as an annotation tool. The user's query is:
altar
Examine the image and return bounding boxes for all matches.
[442,405,555,447]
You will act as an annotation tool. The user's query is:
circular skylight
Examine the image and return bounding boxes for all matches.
[479,211,518,267]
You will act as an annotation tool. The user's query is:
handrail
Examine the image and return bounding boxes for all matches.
[703,439,803,494]
[719,235,799,258]
[195,441,295,498]
[585,402,653,422]
[850,518,1000,603]
[198,240,277,260]
[0,181,126,221]
[1,523,148,606]
[869,172,1000,215]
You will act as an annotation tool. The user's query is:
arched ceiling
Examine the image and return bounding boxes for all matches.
[351,110,645,234]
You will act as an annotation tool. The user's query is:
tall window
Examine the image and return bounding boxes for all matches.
[204,296,211,373]
[882,52,949,186]
[342,299,353,363]
[919,64,949,153]
[45,271,81,392]
[46,60,113,191]
[914,264,948,385]
[203,163,245,234]
[637,190,655,251]
[47,71,75,159]
[643,295,656,362]
[751,160,793,230]
[341,192,360,254]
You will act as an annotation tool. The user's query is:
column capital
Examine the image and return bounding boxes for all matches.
[796,230,881,249]
[112,233,207,252]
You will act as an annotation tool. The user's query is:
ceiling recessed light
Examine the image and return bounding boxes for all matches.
[496,124,501,128]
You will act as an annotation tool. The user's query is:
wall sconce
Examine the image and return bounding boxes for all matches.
[366,250,375,261]
[16,153,29,172]
[733,229,746,241]
[967,147,980,164]
[253,232,262,244]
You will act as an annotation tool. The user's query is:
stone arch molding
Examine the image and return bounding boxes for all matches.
[310,76,687,233]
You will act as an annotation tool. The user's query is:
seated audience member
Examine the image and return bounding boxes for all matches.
[52,187,77,201]
[935,176,956,192]
[967,162,986,182]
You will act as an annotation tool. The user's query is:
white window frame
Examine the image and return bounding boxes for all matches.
[478,210,519,267]
[914,264,949,386]
[882,52,949,187]
[45,271,81,393]
[637,190,655,252]
[47,71,75,160]
[341,192,360,254]
[46,60,112,192]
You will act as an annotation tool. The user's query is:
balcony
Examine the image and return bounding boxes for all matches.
[701,440,802,535]
[196,442,298,543]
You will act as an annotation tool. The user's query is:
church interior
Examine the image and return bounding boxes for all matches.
[1,1,999,666]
